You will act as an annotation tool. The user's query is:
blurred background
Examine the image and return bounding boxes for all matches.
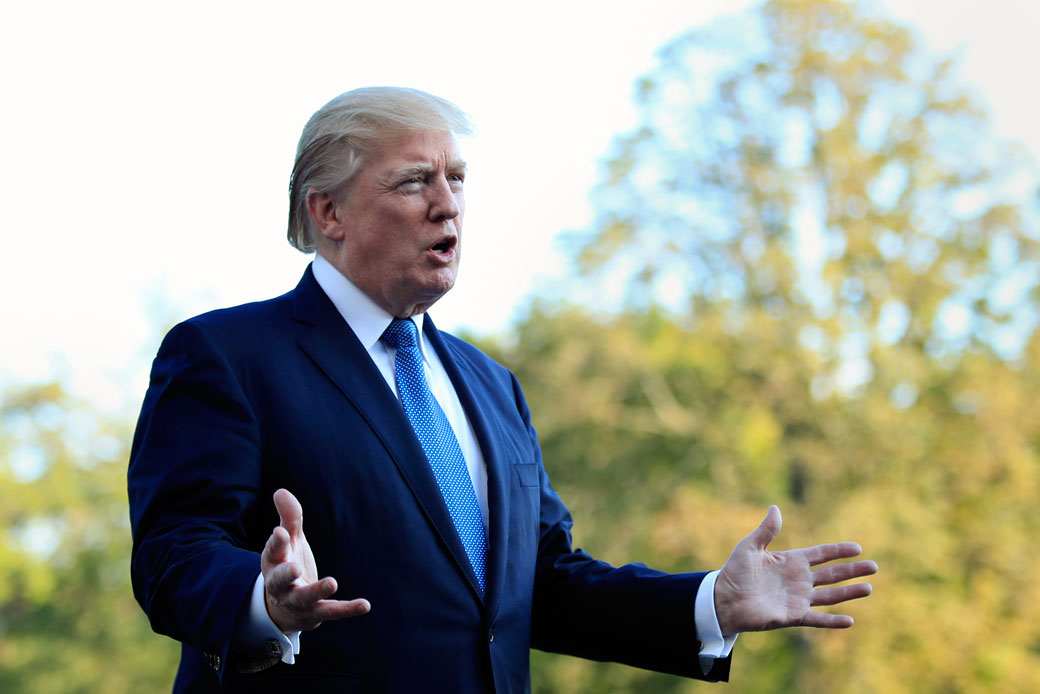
[2,0,1039,691]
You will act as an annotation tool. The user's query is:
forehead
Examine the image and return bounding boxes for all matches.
[366,129,465,172]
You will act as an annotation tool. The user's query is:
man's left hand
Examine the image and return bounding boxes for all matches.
[713,505,877,637]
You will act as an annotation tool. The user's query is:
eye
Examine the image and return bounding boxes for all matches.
[449,173,465,187]
[398,177,424,191]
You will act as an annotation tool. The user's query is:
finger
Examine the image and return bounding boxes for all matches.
[273,488,304,537]
[265,561,302,596]
[312,598,372,622]
[811,582,873,607]
[283,577,339,607]
[799,611,855,629]
[746,505,782,551]
[262,526,292,569]
[813,560,879,586]
[800,542,863,567]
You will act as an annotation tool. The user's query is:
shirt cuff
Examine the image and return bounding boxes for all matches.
[694,570,738,676]
[233,572,300,665]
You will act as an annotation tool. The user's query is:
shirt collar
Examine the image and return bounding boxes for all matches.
[311,253,429,359]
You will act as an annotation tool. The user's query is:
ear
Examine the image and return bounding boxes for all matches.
[306,191,344,241]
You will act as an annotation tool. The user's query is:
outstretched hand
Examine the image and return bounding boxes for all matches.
[261,489,371,633]
[714,505,877,637]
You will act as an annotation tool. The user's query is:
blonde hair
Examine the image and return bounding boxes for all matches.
[287,87,474,252]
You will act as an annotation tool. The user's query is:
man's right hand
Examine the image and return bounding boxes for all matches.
[261,488,371,633]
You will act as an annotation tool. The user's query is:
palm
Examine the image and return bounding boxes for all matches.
[261,514,319,585]
[714,506,876,636]
[261,489,370,633]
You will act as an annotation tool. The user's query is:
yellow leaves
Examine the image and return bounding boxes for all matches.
[650,486,768,565]
[801,476,1040,693]
[0,383,180,691]
[504,287,1040,693]
[638,371,697,436]
[0,545,59,606]
[736,406,783,465]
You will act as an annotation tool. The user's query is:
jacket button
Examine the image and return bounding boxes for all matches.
[488,628,495,644]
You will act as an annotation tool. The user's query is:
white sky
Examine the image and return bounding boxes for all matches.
[1,0,1038,412]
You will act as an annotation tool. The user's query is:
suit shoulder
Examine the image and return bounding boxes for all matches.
[152,289,301,368]
[170,288,295,340]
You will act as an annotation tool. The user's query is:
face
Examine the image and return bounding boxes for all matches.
[316,129,466,317]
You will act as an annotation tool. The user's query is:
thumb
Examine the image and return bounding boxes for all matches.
[273,488,304,537]
[746,505,782,551]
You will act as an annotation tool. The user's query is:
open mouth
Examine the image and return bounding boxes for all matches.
[430,236,457,255]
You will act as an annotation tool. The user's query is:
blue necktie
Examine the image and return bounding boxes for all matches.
[380,318,487,594]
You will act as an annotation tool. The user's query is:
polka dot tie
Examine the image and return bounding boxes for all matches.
[381,318,487,594]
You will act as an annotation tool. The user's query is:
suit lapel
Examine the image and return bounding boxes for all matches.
[290,268,486,602]
[423,316,510,623]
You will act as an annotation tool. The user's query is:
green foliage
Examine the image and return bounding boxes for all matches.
[481,306,1040,692]
[0,384,178,693]
[476,0,1040,691]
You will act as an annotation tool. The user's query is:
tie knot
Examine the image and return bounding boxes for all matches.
[381,318,419,350]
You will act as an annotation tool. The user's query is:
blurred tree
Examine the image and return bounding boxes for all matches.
[577,0,1039,364]
[487,307,1040,693]
[0,383,178,693]
[480,0,1040,691]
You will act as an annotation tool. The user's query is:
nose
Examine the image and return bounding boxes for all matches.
[428,176,462,222]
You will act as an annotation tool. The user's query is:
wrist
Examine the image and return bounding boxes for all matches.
[712,573,738,637]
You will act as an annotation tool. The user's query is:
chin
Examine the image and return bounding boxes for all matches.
[394,275,457,316]
[426,268,458,295]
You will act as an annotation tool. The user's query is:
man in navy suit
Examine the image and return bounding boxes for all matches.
[128,87,876,692]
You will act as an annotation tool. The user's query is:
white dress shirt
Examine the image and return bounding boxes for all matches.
[311,254,489,528]
[235,255,735,671]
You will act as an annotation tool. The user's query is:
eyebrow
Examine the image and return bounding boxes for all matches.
[391,158,468,180]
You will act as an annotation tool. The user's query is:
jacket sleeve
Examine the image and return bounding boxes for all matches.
[128,319,266,678]
[519,373,732,682]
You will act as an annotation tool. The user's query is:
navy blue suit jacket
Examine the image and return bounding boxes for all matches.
[128,266,730,692]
